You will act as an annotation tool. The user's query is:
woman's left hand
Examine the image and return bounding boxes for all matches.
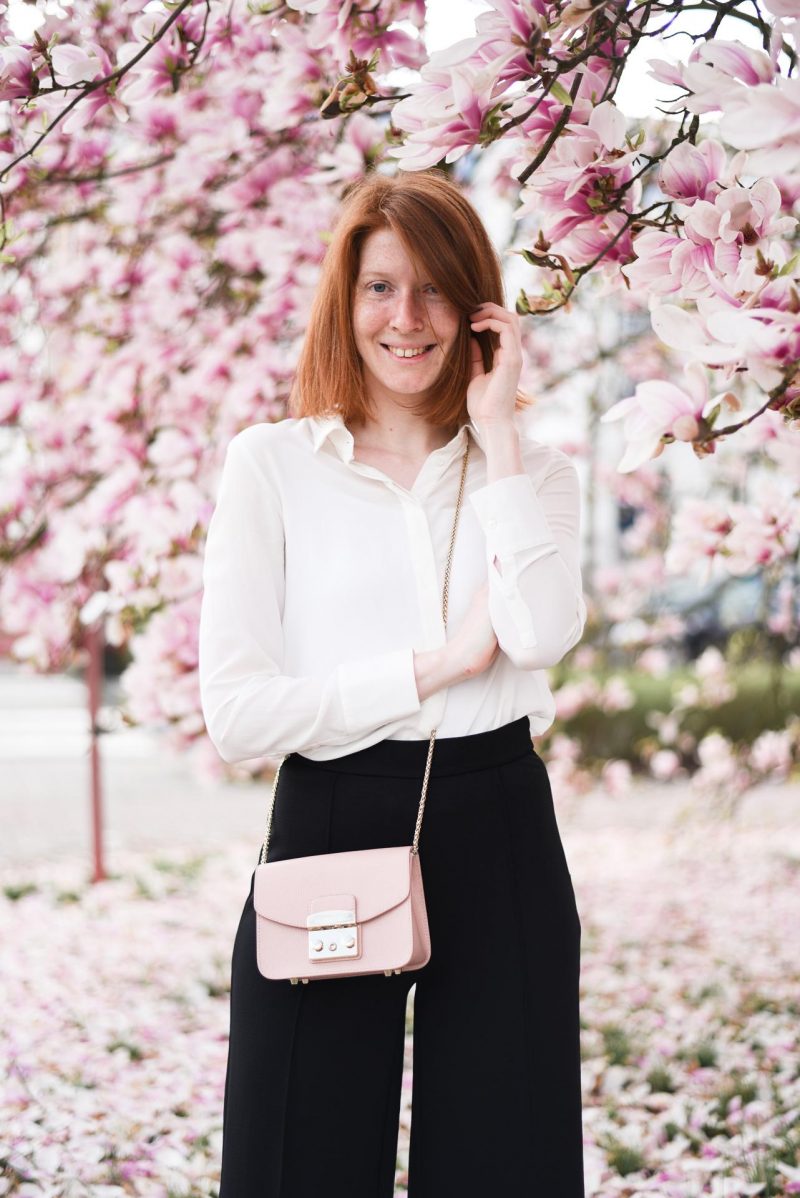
[466,301,523,426]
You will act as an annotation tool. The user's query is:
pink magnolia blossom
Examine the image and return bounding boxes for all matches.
[514,101,642,263]
[506,62,614,156]
[750,728,793,776]
[50,43,105,86]
[648,301,798,392]
[469,0,551,90]
[658,138,729,203]
[625,171,796,317]
[554,208,637,269]
[255,26,327,133]
[650,37,800,173]
[37,40,130,132]
[724,86,800,173]
[723,486,799,574]
[308,112,387,185]
[0,44,39,101]
[687,646,736,706]
[682,177,795,247]
[600,362,727,472]
[691,731,751,801]
[767,576,799,637]
[665,498,734,576]
[556,678,601,720]
[649,748,682,780]
[600,676,635,712]
[622,228,717,300]
[390,1,621,172]
[286,0,425,68]
[116,29,196,106]
[666,486,799,578]
[763,0,800,14]
[600,758,632,796]
[637,647,672,677]
[391,52,521,170]
[738,407,800,483]
[649,40,775,113]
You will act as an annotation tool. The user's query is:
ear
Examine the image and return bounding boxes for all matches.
[469,335,484,382]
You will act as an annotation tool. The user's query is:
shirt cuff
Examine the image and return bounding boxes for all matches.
[336,646,422,733]
[468,472,557,554]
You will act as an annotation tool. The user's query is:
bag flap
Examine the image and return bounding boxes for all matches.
[253,844,414,930]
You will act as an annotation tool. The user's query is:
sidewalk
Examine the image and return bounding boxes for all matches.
[2,662,798,868]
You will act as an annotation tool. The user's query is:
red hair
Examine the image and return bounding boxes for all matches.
[288,168,532,430]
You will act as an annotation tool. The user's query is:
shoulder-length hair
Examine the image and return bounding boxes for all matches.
[288,168,532,430]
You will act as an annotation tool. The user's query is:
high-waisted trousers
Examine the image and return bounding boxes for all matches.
[218,716,585,1197]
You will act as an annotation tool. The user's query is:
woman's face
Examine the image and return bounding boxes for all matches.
[352,227,462,410]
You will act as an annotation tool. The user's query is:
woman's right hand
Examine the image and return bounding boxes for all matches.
[413,580,499,702]
[447,578,499,681]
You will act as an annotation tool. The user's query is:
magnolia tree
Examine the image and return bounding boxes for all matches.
[0,0,798,798]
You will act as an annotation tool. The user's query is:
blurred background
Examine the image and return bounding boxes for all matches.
[1,1,798,1196]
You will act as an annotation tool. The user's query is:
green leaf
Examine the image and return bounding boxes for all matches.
[549,80,574,107]
[776,252,800,278]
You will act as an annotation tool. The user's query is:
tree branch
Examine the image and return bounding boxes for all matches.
[0,0,200,186]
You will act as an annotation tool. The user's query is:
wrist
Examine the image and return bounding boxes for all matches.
[477,419,525,484]
[414,644,455,702]
[472,415,517,434]
[438,638,471,686]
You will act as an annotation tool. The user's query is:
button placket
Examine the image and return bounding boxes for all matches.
[343,460,451,730]
[400,493,447,727]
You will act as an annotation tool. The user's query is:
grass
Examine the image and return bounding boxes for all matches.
[600,1023,635,1066]
[645,1064,677,1093]
[547,660,800,769]
[673,1039,719,1069]
[597,1133,649,1177]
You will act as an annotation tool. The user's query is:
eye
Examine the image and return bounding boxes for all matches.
[367,282,390,294]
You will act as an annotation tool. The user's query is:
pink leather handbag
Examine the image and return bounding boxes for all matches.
[253,435,471,984]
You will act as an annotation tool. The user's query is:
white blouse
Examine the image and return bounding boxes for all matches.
[198,412,587,763]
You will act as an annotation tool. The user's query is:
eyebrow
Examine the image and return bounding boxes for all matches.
[356,268,435,283]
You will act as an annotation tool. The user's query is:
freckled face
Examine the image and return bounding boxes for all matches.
[352,227,461,407]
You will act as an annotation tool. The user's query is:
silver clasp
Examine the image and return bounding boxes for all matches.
[307,907,359,961]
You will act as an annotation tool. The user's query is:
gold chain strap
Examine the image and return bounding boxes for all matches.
[259,432,472,867]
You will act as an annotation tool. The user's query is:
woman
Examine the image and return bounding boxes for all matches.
[198,168,587,1198]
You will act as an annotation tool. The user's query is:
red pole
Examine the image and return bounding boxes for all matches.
[86,620,107,883]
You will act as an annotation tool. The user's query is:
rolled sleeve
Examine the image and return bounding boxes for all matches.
[469,472,558,557]
[467,457,587,669]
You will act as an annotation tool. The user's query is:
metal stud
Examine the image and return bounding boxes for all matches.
[328,942,337,951]
[312,939,323,952]
[345,937,356,949]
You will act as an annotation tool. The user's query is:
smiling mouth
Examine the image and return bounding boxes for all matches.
[381,344,436,360]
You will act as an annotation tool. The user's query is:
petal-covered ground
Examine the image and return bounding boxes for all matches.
[1,813,798,1197]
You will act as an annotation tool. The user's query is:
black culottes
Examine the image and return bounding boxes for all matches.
[219,716,585,1197]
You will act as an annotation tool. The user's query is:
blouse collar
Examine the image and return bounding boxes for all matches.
[308,411,487,467]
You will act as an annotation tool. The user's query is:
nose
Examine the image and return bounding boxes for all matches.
[389,288,426,333]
